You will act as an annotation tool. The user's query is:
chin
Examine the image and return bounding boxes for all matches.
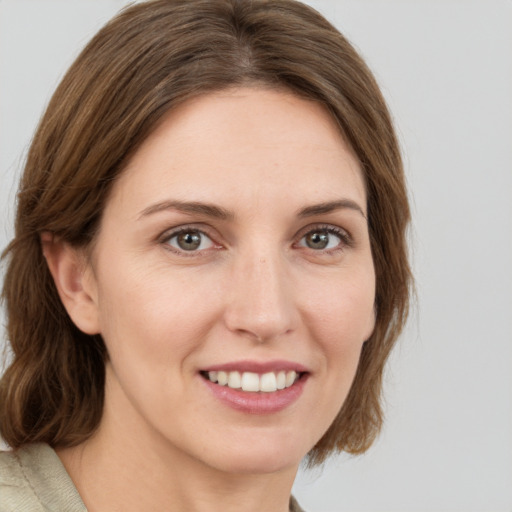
[213,451,302,476]
[199,433,311,475]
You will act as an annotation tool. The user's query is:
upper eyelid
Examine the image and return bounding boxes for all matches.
[294,225,355,254]
[294,223,352,240]
[159,226,220,257]
[157,222,353,249]
[159,223,216,240]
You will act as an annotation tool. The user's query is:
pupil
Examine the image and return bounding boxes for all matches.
[307,231,328,249]
[178,232,201,250]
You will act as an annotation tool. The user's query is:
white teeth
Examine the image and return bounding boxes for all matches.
[260,372,277,392]
[205,369,300,392]
[285,371,297,387]
[276,371,286,390]
[217,371,228,386]
[241,372,260,392]
[227,371,241,389]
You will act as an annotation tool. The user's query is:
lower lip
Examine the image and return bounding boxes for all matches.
[201,374,308,414]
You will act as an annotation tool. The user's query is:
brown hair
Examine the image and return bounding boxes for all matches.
[0,0,411,465]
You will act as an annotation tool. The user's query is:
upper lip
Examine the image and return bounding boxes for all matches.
[200,359,310,374]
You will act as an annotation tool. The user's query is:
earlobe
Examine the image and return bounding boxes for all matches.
[41,232,100,335]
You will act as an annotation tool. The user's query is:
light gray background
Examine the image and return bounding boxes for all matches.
[1,1,511,511]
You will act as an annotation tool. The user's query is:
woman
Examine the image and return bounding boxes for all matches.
[0,1,412,510]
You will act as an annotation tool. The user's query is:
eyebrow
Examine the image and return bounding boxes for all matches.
[138,200,234,221]
[297,199,366,220]
[138,198,366,221]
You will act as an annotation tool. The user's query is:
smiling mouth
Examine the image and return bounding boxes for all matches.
[200,370,303,393]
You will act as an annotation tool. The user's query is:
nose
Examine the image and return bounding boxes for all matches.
[223,249,299,343]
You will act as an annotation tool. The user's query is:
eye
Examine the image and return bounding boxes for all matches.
[165,229,214,252]
[298,227,348,251]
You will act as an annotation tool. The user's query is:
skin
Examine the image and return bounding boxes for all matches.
[46,87,376,512]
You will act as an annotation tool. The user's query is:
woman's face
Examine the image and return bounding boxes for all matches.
[82,87,375,474]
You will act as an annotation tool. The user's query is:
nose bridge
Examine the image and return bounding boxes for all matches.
[224,243,297,341]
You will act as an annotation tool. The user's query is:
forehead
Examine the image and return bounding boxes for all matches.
[110,87,366,217]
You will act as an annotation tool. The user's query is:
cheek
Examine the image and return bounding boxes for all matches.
[94,259,220,370]
[302,266,375,398]
[303,266,376,347]
[294,282,375,448]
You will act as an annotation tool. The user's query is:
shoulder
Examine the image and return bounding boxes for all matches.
[0,444,43,511]
[0,443,86,512]
[290,494,307,512]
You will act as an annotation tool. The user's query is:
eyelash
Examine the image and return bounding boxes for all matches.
[295,224,353,254]
[159,224,352,257]
[159,225,218,257]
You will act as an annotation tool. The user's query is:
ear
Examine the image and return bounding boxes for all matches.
[41,232,100,335]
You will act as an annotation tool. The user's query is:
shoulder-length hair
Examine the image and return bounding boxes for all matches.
[0,0,411,465]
